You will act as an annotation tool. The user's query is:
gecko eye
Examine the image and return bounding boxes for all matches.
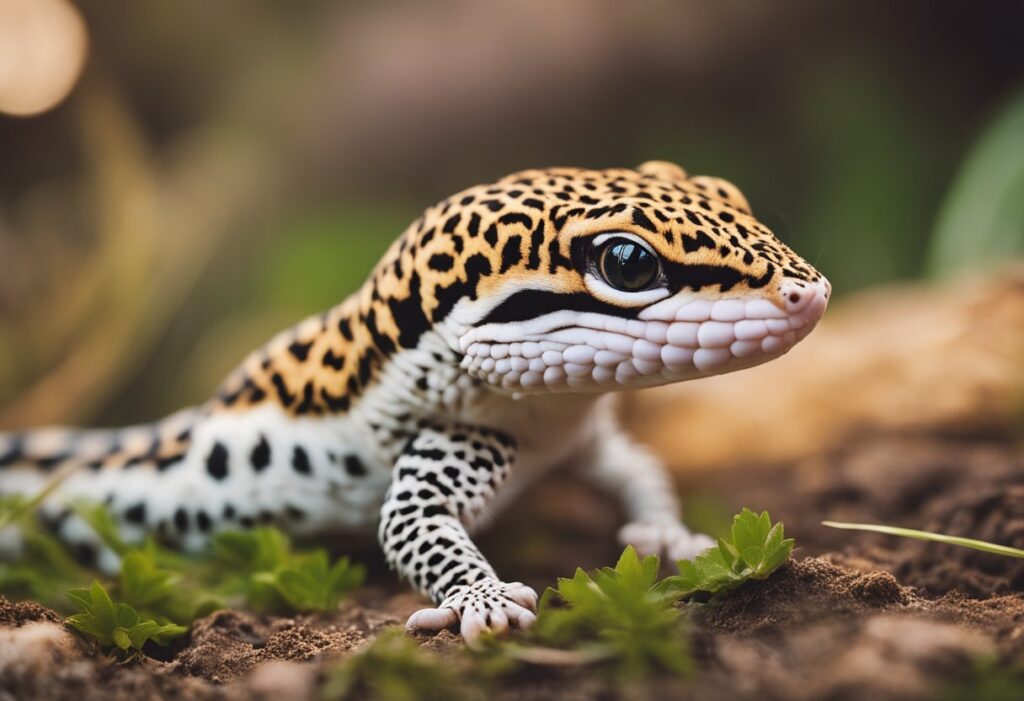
[598,238,659,292]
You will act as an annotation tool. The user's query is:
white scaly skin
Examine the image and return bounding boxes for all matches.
[0,162,829,644]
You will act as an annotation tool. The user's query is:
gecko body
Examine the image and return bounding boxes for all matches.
[0,161,829,641]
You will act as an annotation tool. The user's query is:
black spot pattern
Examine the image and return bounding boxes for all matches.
[206,442,229,480]
[251,435,271,472]
[379,423,516,604]
[292,446,312,475]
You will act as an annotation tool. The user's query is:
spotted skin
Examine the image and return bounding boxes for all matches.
[378,423,538,641]
[0,161,829,643]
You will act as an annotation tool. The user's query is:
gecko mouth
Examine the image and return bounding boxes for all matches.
[459,277,830,393]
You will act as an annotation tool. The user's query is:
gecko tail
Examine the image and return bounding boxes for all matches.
[0,407,204,568]
[0,407,202,485]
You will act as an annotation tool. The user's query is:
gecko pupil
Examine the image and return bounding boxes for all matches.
[599,239,658,291]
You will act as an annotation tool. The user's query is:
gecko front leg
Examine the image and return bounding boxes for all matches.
[378,422,537,644]
[582,423,715,562]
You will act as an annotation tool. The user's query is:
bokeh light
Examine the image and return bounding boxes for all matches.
[0,0,87,117]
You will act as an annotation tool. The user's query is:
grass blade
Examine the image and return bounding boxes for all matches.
[0,462,82,529]
[822,521,1024,559]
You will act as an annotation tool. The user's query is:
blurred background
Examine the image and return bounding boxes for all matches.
[0,0,1023,435]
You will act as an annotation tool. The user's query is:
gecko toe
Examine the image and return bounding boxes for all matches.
[406,606,458,633]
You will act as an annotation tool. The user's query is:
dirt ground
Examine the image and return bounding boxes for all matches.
[2,272,1023,700]
[1,427,1022,701]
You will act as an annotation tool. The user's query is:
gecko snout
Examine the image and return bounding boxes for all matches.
[779,277,829,313]
[777,277,830,337]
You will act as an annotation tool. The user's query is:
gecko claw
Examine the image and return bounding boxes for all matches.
[405,606,458,633]
[405,578,538,646]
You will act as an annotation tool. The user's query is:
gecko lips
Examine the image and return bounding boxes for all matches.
[459,277,830,392]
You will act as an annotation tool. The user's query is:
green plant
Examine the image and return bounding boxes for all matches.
[321,629,474,701]
[938,655,1024,701]
[67,580,186,659]
[533,546,692,679]
[210,527,365,613]
[119,549,177,610]
[72,500,130,555]
[117,545,221,623]
[275,549,366,612]
[822,521,1024,559]
[0,495,94,609]
[926,88,1024,277]
[660,508,794,598]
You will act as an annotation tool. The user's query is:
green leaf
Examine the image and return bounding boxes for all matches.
[275,551,366,612]
[822,521,1024,559]
[730,508,769,554]
[321,629,463,701]
[126,620,160,650]
[329,557,366,597]
[114,602,140,630]
[112,627,132,651]
[208,528,365,613]
[740,546,765,571]
[66,587,92,611]
[72,502,129,556]
[670,508,794,599]
[120,551,177,609]
[534,546,692,679]
[88,581,117,634]
[67,613,105,641]
[151,622,188,646]
[927,88,1024,277]
[65,577,188,657]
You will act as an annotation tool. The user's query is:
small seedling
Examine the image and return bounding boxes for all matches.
[275,549,366,612]
[73,500,130,556]
[210,527,365,613]
[660,507,794,598]
[533,546,692,679]
[119,550,177,610]
[117,545,220,623]
[939,655,1024,701]
[67,580,186,660]
[3,491,366,630]
[822,521,1024,559]
[321,629,473,701]
[0,495,94,608]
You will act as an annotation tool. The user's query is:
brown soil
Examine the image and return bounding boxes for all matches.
[697,433,1024,598]
[2,430,1022,700]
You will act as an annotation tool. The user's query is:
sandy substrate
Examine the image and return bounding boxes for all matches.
[1,431,1022,701]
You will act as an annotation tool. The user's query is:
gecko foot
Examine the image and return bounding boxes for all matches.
[619,520,716,562]
[406,578,538,646]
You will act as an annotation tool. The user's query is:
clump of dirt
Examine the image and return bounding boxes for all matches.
[890,482,1024,597]
[698,434,1024,596]
[175,609,366,683]
[0,595,64,627]
[696,557,909,635]
[2,433,1023,700]
[686,556,1024,701]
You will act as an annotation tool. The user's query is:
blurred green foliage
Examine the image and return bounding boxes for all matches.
[928,89,1024,277]
[255,205,416,312]
[534,546,692,679]
[66,580,187,660]
[321,630,478,701]
[0,498,363,620]
[210,527,366,613]
[661,509,793,599]
[0,1,1022,426]
[938,656,1024,701]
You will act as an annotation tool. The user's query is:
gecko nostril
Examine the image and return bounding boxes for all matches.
[788,292,801,304]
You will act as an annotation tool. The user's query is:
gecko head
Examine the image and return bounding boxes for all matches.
[416,161,828,394]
